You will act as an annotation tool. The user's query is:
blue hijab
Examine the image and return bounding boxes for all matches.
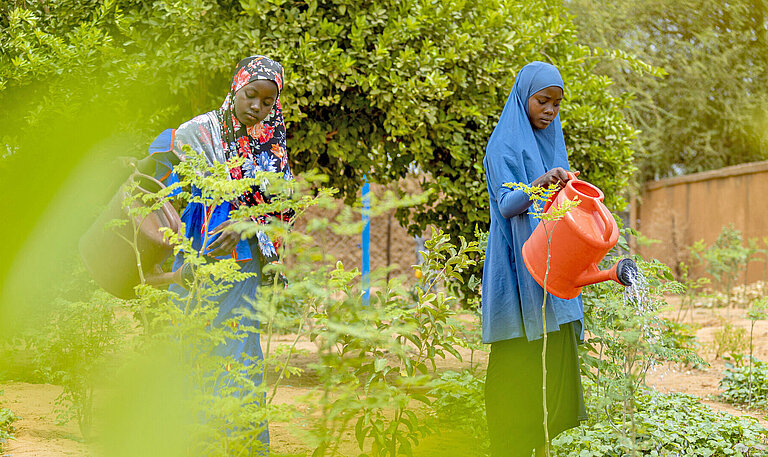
[481,62,583,343]
[485,61,569,194]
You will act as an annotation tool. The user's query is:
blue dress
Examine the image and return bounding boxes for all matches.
[482,62,584,344]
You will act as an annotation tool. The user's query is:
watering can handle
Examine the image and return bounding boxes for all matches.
[130,171,183,233]
[596,201,614,242]
[542,170,581,213]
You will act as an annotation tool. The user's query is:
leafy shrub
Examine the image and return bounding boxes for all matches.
[0,0,641,216]
[674,261,710,322]
[581,253,700,399]
[660,319,703,367]
[0,336,45,383]
[720,357,768,410]
[295,228,480,457]
[427,369,487,440]
[580,238,706,454]
[691,226,757,306]
[554,388,768,456]
[32,290,130,440]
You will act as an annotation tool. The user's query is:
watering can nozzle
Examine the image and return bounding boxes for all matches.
[614,258,638,287]
[574,258,639,291]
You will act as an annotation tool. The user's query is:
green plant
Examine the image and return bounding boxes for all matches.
[659,318,702,367]
[745,298,768,407]
[297,227,480,457]
[721,357,768,410]
[581,246,705,456]
[410,361,768,456]
[451,301,486,374]
[674,261,710,323]
[0,392,18,453]
[692,225,753,309]
[427,369,486,433]
[554,387,768,455]
[31,290,130,440]
[129,155,337,456]
[712,321,748,360]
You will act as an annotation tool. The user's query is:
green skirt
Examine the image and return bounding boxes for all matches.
[484,321,587,455]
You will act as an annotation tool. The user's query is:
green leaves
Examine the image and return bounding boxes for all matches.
[570,0,768,182]
[554,389,768,455]
[689,225,759,307]
[506,181,581,223]
[0,398,18,454]
[30,289,131,439]
[1,0,637,279]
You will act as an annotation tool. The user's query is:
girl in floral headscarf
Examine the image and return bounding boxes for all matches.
[138,55,292,451]
[152,55,293,264]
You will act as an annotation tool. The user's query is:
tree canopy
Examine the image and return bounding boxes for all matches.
[569,0,768,182]
[1,0,639,282]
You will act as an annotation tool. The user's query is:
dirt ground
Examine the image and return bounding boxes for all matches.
[645,304,768,427]
[2,302,767,456]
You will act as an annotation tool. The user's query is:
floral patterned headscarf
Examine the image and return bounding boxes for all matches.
[218,55,293,259]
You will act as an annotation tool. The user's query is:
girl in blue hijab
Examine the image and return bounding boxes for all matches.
[482,61,587,456]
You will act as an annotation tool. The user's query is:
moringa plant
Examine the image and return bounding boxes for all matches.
[691,225,754,311]
[580,253,704,456]
[104,147,485,457]
[32,290,130,440]
[746,297,768,407]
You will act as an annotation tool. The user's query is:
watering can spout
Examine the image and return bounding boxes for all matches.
[576,258,638,288]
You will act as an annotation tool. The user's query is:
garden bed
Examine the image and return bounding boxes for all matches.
[3,303,768,456]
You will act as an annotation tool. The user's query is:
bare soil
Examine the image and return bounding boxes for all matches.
[1,382,90,457]
[3,303,767,456]
[644,305,768,427]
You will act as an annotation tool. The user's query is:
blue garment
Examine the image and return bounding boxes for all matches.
[482,62,583,344]
[148,129,270,448]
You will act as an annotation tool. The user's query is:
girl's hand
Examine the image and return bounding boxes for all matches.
[532,167,574,189]
[207,220,241,257]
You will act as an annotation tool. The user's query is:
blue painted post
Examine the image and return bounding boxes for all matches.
[362,176,371,305]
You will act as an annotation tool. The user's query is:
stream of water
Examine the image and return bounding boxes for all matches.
[620,263,661,349]
[622,264,651,314]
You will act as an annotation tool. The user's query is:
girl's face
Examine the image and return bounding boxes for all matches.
[527,86,563,130]
[234,79,279,127]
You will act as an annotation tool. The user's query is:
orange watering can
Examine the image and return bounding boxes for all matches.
[521,172,637,299]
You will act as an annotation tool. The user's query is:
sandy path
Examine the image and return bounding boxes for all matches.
[1,382,90,457]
